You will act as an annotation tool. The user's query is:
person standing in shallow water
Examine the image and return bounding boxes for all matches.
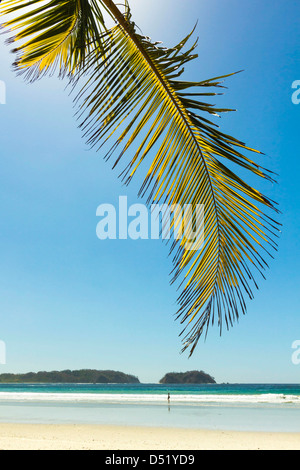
[167,393,170,403]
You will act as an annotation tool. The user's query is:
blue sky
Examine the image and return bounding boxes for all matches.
[0,0,299,383]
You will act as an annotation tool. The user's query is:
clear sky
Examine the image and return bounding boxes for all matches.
[0,0,299,383]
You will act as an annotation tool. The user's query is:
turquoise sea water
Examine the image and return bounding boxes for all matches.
[0,383,300,431]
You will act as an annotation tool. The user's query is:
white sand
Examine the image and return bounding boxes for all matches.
[0,423,299,450]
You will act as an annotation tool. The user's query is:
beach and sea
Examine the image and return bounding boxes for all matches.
[0,382,299,449]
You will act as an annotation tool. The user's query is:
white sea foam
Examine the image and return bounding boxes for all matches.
[0,392,299,405]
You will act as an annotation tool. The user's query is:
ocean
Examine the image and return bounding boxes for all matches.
[0,383,300,432]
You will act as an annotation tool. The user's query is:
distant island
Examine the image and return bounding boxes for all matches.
[0,369,140,384]
[159,370,216,384]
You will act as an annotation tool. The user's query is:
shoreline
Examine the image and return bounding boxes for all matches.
[0,423,299,450]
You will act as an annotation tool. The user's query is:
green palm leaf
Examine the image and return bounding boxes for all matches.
[0,0,107,79]
[0,0,280,355]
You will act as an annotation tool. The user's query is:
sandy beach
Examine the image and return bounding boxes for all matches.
[0,423,299,450]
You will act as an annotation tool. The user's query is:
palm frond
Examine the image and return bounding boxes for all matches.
[0,0,108,80]
[0,0,280,355]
